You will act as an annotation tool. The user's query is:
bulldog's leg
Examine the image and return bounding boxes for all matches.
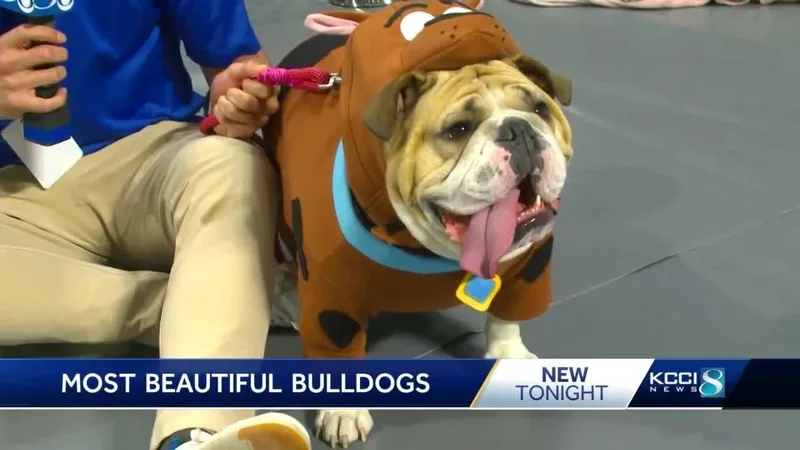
[483,315,537,359]
[297,282,374,447]
[314,409,373,449]
[483,242,554,359]
[303,308,374,448]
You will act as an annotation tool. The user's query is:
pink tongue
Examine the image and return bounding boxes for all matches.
[460,189,520,278]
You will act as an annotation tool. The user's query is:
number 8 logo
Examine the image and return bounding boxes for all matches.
[699,368,725,397]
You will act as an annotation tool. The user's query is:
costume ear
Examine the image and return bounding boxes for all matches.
[362,72,435,142]
[462,0,487,9]
[304,11,368,35]
[504,54,572,106]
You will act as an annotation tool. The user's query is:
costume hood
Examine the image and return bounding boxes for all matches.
[311,0,571,247]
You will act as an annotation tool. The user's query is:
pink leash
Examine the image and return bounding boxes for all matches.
[198,67,337,133]
[198,66,339,265]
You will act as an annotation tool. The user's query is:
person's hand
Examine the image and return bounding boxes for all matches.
[0,24,68,121]
[209,59,279,139]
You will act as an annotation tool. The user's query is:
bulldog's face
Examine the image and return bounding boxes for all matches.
[363,56,573,279]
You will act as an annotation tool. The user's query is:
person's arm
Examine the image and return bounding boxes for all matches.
[160,0,267,86]
[162,0,277,138]
[200,52,269,90]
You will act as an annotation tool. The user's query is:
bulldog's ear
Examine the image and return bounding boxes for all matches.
[362,72,434,142]
[505,54,572,106]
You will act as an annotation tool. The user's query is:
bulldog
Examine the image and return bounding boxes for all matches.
[364,59,572,279]
[263,1,573,446]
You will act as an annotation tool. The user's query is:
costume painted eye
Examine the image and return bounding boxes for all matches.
[400,11,435,41]
[443,6,472,14]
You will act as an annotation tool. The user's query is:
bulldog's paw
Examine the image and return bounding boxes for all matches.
[315,409,374,448]
[484,340,537,359]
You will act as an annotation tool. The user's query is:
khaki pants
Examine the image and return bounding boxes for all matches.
[0,121,278,449]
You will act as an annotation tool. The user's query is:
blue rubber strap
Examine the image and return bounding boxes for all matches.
[332,142,461,274]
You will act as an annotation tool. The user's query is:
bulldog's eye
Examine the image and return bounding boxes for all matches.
[533,101,550,119]
[443,121,472,140]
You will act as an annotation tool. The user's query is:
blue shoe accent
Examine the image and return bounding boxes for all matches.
[157,428,213,450]
[168,436,180,450]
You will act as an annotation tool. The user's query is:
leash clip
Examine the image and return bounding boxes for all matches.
[317,73,342,90]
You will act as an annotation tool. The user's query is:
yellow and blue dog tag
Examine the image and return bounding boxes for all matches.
[455,273,502,312]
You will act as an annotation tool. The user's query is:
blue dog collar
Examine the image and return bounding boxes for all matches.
[331,142,461,274]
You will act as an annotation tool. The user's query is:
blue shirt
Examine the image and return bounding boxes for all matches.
[0,0,261,167]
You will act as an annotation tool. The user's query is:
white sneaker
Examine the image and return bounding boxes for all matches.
[168,413,311,450]
[270,263,300,330]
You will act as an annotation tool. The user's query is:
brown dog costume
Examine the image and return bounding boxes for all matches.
[265,0,572,358]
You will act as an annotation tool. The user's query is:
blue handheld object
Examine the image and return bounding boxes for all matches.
[0,0,74,17]
[0,0,75,146]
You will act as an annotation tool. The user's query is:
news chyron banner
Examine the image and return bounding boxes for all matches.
[0,358,795,409]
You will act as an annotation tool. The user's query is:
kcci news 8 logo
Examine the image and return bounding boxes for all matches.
[648,367,726,398]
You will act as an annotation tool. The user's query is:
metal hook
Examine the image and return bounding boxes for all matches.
[317,73,342,90]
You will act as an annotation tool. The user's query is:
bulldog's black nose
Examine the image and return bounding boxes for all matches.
[495,117,542,177]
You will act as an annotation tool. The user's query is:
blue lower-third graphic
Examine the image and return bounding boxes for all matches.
[699,368,726,398]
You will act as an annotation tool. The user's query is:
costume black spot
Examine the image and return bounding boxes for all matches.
[521,236,554,282]
[318,310,362,349]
